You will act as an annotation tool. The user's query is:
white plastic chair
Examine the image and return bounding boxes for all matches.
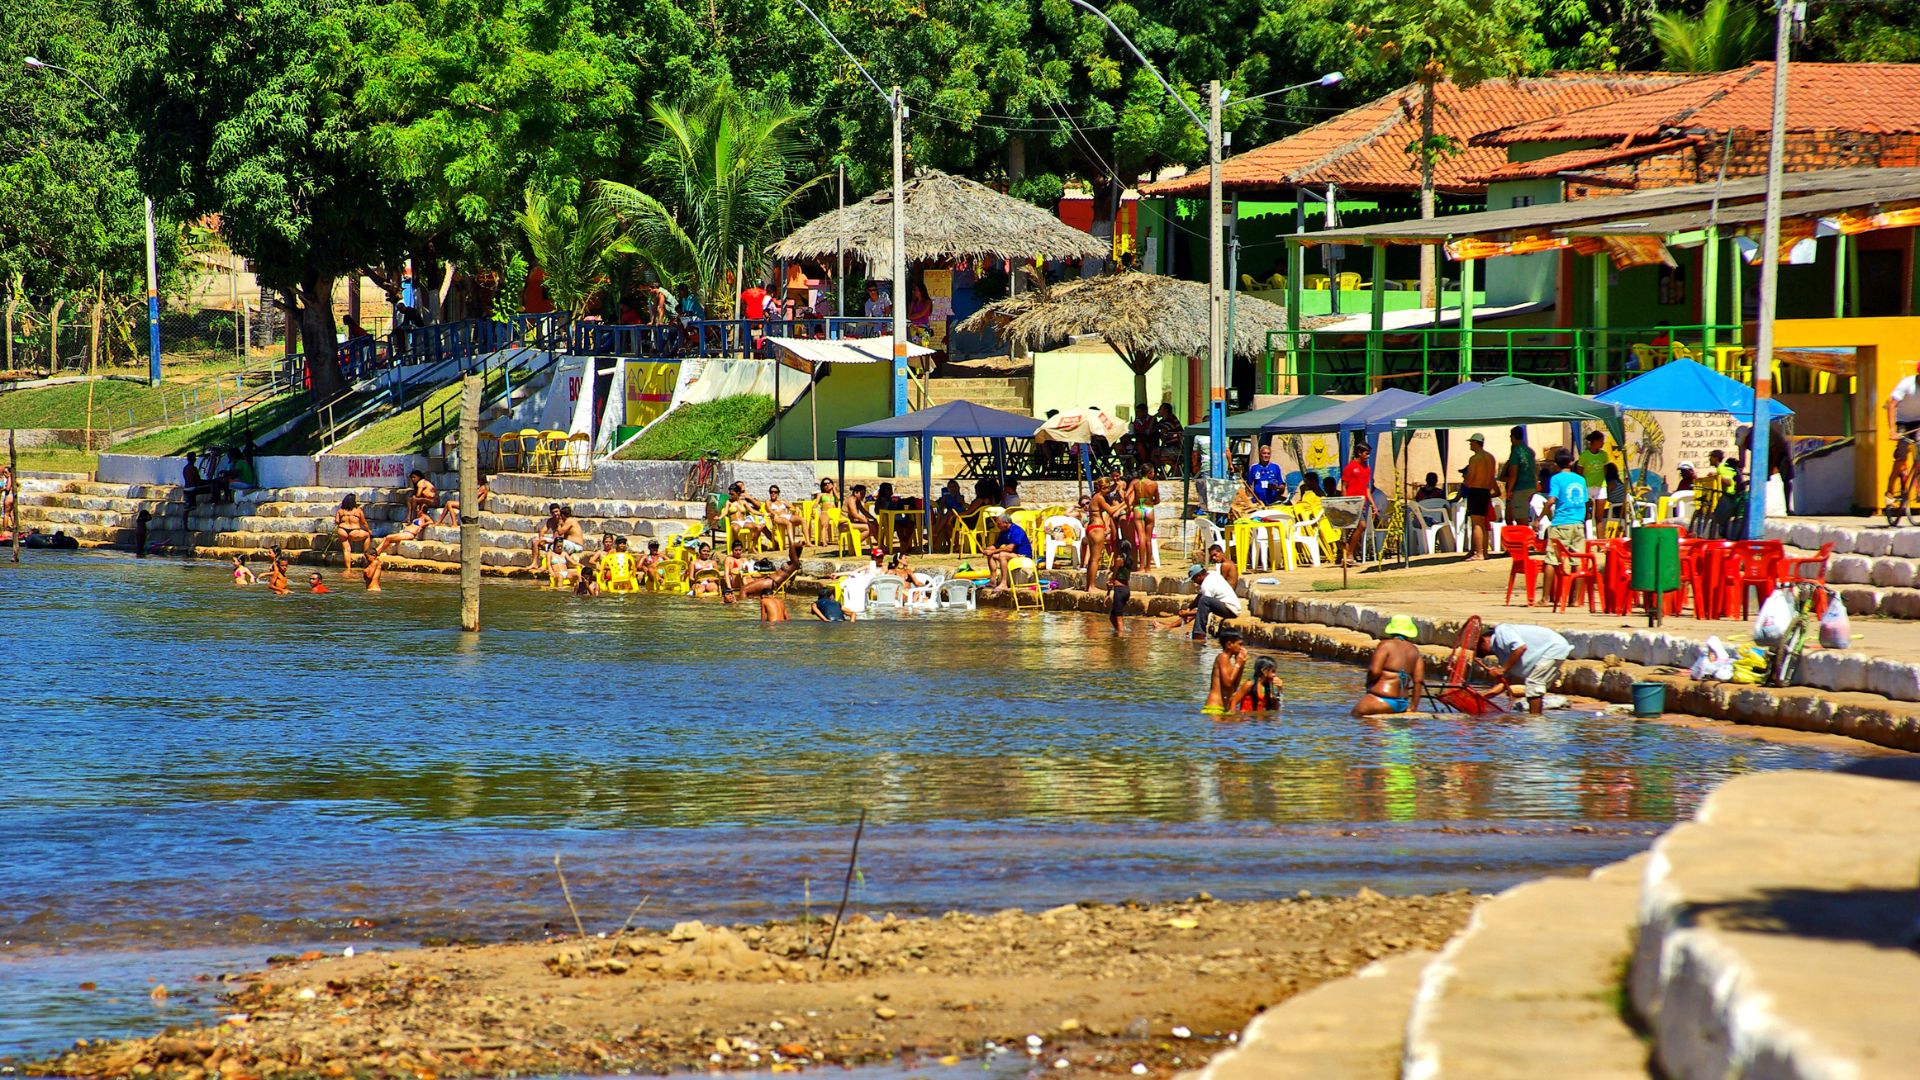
[1667,489,1697,525]
[1146,504,1177,569]
[1414,498,1457,555]
[1042,515,1086,570]
[938,578,977,610]
[866,577,904,609]
[1184,516,1225,562]
[903,569,943,609]
[1285,509,1327,567]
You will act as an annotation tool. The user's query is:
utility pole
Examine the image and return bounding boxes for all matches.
[1207,80,1227,479]
[891,86,910,477]
[458,374,482,631]
[1747,2,1794,539]
[836,164,846,319]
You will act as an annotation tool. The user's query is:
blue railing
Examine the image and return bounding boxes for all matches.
[568,316,893,358]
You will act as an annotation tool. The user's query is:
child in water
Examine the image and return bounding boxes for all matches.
[1230,656,1283,712]
[231,555,256,586]
[1202,629,1248,713]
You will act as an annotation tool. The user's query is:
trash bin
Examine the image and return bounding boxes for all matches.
[1629,524,1681,594]
[1630,681,1667,717]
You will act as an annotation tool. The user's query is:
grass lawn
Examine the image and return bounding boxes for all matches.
[11,448,99,475]
[110,391,310,456]
[0,357,261,433]
[336,367,511,455]
[614,395,776,461]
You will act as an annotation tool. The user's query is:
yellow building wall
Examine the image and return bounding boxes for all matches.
[1772,316,1920,508]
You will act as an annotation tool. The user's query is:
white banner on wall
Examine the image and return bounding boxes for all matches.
[316,453,430,488]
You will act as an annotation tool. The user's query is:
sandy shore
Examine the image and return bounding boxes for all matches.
[27,892,1479,1079]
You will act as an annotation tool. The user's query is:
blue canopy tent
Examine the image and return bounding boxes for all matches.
[1594,357,1793,420]
[836,400,1042,543]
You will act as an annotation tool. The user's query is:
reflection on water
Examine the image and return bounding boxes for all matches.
[0,552,1867,1055]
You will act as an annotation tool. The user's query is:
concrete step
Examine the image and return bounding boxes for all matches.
[1769,519,1920,560]
[484,492,703,520]
[1402,856,1649,1079]
[1182,950,1436,1080]
[1629,763,1920,1080]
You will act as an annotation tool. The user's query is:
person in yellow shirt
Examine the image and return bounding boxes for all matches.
[1576,431,1610,517]
[1293,472,1343,558]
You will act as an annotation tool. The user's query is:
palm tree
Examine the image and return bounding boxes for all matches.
[519,186,623,317]
[595,85,827,319]
[1651,0,1767,72]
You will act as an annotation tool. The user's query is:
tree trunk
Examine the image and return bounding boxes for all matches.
[1130,356,1152,412]
[1418,78,1438,309]
[297,270,345,401]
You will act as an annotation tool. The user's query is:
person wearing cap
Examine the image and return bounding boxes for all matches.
[1674,460,1696,493]
[1188,559,1242,641]
[1476,622,1572,715]
[1461,433,1499,561]
[1353,615,1425,717]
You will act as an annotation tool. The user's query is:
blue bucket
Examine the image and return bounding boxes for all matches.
[1630,681,1667,717]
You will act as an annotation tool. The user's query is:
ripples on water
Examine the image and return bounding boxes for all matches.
[0,551,1867,1055]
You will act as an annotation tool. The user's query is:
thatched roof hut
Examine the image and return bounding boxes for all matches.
[770,169,1108,266]
[957,271,1305,368]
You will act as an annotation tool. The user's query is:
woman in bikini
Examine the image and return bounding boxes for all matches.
[1083,475,1118,588]
[689,542,723,597]
[1353,615,1425,717]
[1130,469,1160,566]
[813,478,841,547]
[765,485,797,547]
[230,555,257,586]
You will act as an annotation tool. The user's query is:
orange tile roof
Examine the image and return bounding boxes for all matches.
[1139,73,1693,198]
[1478,63,1920,145]
[1470,138,1697,182]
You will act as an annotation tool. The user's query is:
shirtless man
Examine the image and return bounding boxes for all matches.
[377,511,433,556]
[1203,629,1249,712]
[334,494,372,570]
[405,470,438,522]
[548,505,587,575]
[1353,615,1426,717]
[742,541,806,621]
[529,504,561,571]
[843,484,877,550]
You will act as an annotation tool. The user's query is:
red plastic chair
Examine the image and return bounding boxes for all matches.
[1686,540,1734,620]
[1725,539,1784,620]
[1550,539,1602,613]
[1502,525,1543,605]
[1593,538,1634,615]
[1775,541,1834,615]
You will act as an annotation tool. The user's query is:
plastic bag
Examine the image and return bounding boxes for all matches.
[1690,636,1735,682]
[1752,588,1795,645]
[1819,590,1851,649]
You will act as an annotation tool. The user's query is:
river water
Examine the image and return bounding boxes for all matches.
[0,551,1868,1057]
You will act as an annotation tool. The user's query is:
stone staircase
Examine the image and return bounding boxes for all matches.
[12,473,708,575]
[923,376,1035,468]
[1183,760,1920,1080]
[1767,519,1920,620]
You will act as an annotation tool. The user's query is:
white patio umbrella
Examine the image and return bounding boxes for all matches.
[1035,407,1128,493]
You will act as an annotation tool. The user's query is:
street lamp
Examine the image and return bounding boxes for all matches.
[24,56,164,388]
[1067,0,1339,479]
[791,1,911,476]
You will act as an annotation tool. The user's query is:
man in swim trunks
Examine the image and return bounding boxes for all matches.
[1461,433,1498,561]
[743,541,806,621]
[334,494,372,570]
[1353,615,1425,716]
[548,505,587,576]
[1203,628,1248,712]
[530,504,561,571]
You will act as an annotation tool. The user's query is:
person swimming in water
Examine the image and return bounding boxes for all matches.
[1353,615,1425,717]
[1230,656,1283,712]
[1202,628,1248,713]
[231,555,257,586]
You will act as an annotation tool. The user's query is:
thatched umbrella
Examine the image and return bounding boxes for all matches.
[957,271,1306,407]
[770,169,1109,266]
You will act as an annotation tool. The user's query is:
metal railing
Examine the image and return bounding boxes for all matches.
[1263,323,1746,396]
[568,316,893,358]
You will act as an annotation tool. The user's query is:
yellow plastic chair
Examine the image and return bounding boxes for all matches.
[599,550,641,594]
[528,430,568,474]
[499,428,537,472]
[651,556,688,594]
[1265,274,1288,291]
[1010,508,1041,537]
[562,432,593,476]
[1304,274,1331,290]
[1334,271,1364,291]
[956,506,1001,555]
[1007,556,1044,613]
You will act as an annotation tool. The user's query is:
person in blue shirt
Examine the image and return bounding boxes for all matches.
[1542,449,1590,604]
[1246,441,1286,506]
[985,510,1033,590]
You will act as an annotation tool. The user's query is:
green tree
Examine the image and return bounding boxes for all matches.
[1805,1,1920,62]
[123,0,407,399]
[1649,0,1766,71]
[518,187,623,316]
[595,85,826,318]
[0,0,182,326]
[1350,0,1542,302]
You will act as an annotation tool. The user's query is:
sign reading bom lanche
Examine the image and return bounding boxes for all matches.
[317,454,430,488]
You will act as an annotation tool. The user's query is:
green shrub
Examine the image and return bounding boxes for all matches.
[615,394,776,460]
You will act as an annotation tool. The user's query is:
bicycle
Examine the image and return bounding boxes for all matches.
[1884,428,1920,527]
[1764,582,1827,688]
[682,447,721,504]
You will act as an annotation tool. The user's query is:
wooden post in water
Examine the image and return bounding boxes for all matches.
[9,428,20,563]
[459,374,482,631]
